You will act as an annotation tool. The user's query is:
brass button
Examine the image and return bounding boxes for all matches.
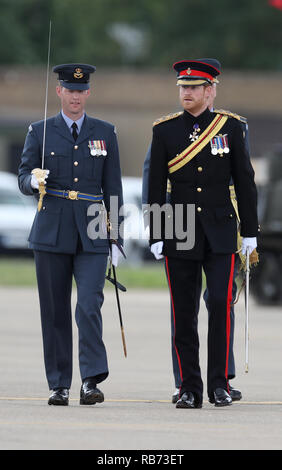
[197,207,202,212]
[50,152,55,156]
[197,166,203,172]
[74,145,78,150]
[74,161,79,166]
[197,187,202,192]
[230,214,233,218]
[74,177,78,182]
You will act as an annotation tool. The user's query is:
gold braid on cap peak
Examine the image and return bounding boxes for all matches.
[213,108,247,124]
[153,111,183,127]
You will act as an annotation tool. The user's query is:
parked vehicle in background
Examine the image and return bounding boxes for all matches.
[0,171,36,254]
[122,176,151,264]
[251,146,282,304]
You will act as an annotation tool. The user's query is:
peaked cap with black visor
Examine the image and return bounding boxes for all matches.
[53,63,96,90]
[173,58,221,86]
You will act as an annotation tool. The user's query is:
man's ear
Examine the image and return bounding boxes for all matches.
[204,84,213,101]
[56,85,62,98]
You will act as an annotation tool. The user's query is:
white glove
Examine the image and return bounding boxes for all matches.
[111,244,120,267]
[31,174,40,189]
[150,241,164,260]
[241,237,257,255]
[30,168,49,189]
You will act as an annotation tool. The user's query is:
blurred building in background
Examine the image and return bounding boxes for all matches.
[0,66,282,181]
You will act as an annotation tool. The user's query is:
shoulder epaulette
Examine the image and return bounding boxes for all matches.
[213,108,247,124]
[153,111,183,127]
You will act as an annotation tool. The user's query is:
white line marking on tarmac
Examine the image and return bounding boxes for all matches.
[0,397,282,405]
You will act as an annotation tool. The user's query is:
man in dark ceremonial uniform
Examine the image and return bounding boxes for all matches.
[18,63,123,406]
[142,69,248,403]
[148,59,258,407]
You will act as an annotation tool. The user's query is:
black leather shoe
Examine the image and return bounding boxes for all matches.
[228,383,242,401]
[176,392,202,409]
[209,388,232,407]
[48,388,69,406]
[172,388,180,404]
[80,378,104,405]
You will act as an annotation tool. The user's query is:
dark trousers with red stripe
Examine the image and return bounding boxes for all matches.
[165,251,235,402]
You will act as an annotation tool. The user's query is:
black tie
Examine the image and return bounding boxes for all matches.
[71,122,78,141]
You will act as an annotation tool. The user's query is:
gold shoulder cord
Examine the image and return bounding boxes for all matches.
[213,108,247,124]
[153,111,183,127]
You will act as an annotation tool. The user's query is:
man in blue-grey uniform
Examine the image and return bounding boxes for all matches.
[18,63,123,406]
[142,59,249,405]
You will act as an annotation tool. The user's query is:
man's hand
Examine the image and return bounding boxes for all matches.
[150,241,164,260]
[241,237,257,255]
[31,168,50,189]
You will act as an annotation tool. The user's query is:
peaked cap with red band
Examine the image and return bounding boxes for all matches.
[173,58,221,86]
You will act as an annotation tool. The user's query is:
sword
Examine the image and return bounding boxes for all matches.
[112,261,127,358]
[106,264,126,292]
[106,212,127,357]
[245,248,250,373]
[37,20,52,212]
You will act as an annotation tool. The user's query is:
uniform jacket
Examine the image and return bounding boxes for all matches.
[142,112,250,205]
[18,112,123,254]
[148,108,258,260]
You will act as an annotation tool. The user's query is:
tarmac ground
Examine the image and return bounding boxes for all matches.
[0,286,282,451]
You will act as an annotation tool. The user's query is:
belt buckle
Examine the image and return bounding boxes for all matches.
[68,190,79,200]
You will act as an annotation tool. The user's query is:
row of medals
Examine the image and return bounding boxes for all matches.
[189,124,230,156]
[88,140,107,156]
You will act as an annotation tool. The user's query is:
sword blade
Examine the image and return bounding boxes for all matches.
[245,248,250,373]
[41,20,52,169]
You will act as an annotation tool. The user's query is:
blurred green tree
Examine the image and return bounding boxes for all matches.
[0,0,281,69]
[0,0,52,63]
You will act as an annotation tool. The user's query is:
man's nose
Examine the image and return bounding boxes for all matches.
[72,91,81,98]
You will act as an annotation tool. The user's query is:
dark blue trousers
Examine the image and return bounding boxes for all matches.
[34,250,109,390]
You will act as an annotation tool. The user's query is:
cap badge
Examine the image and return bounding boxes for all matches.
[186,68,192,75]
[74,68,84,79]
